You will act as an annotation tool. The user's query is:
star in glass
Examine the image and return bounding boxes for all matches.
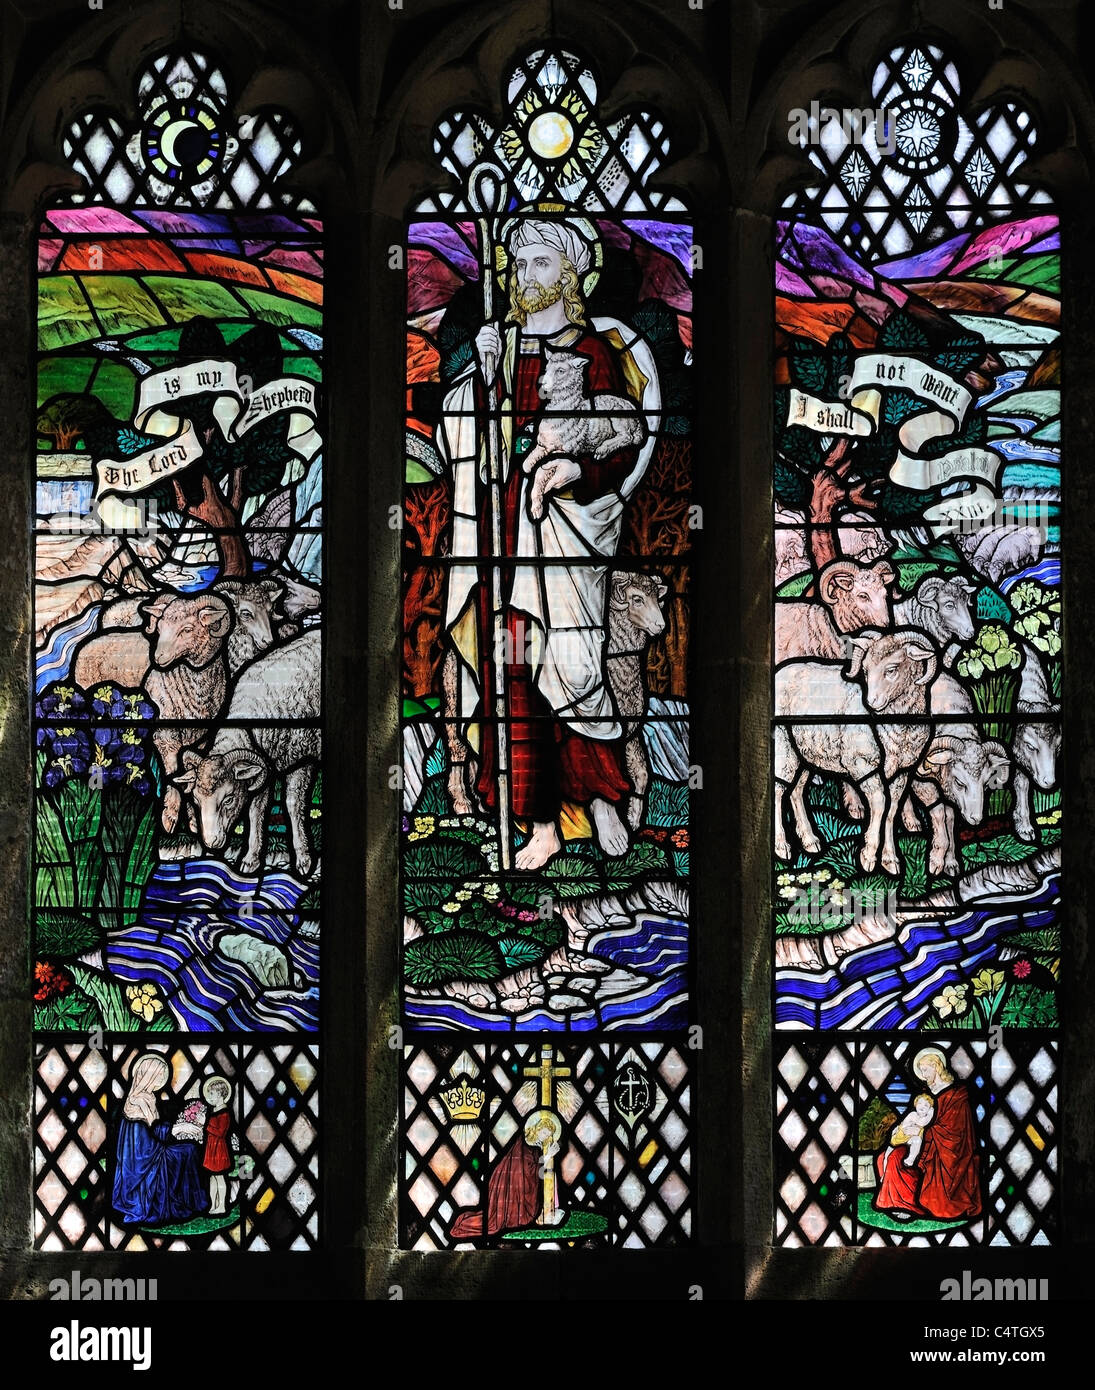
[901,49,934,92]
[905,185,931,232]
[841,151,871,199]
[896,108,940,159]
[965,148,996,196]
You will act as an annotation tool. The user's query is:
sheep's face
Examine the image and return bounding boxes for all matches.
[219,581,283,666]
[612,576,667,636]
[537,351,584,404]
[820,559,894,630]
[1016,724,1060,790]
[859,633,935,709]
[174,752,266,851]
[147,597,232,670]
[923,580,976,640]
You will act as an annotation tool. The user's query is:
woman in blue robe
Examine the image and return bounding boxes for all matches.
[113,1052,210,1225]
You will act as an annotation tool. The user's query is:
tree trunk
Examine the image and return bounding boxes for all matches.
[180,468,248,578]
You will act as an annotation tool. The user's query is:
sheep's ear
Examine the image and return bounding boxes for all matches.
[655,578,668,601]
[609,574,630,609]
[872,561,896,586]
[199,603,233,639]
[986,748,1010,788]
[906,643,938,684]
[232,756,267,787]
[216,580,241,600]
[139,593,172,634]
[958,578,977,594]
[822,570,855,598]
[845,635,874,678]
[260,579,285,602]
[181,750,202,771]
[174,766,197,792]
[917,579,941,610]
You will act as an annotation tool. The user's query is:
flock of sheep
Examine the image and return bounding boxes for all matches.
[72,576,322,880]
[774,558,1060,881]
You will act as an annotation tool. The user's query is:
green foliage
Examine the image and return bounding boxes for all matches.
[35,912,100,958]
[878,310,929,352]
[897,834,928,899]
[542,854,601,898]
[959,832,1041,871]
[404,931,505,985]
[775,571,814,599]
[603,840,670,893]
[930,334,987,376]
[788,338,830,394]
[497,936,545,968]
[647,778,688,828]
[34,986,99,1033]
[403,839,483,880]
[859,1094,898,1151]
[774,458,810,511]
[1000,980,1057,1028]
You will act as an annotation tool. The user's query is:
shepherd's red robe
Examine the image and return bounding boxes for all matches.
[473,329,634,822]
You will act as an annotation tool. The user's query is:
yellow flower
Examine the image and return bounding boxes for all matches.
[126,982,164,1024]
[455,889,473,901]
[932,983,968,1018]
[972,967,1005,998]
[441,901,461,913]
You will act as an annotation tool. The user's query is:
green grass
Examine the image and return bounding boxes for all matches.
[857,1191,971,1234]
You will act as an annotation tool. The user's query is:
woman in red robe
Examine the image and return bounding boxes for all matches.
[873,1051,981,1222]
[913,1052,981,1220]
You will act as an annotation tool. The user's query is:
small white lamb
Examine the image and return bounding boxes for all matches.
[523,349,646,518]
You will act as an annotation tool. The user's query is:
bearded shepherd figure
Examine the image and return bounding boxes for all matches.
[436,213,661,869]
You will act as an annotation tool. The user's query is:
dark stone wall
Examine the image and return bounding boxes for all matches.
[0,0,1089,1301]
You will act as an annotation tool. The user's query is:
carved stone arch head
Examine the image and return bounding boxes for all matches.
[749,0,1091,216]
[373,0,727,217]
[1,0,355,217]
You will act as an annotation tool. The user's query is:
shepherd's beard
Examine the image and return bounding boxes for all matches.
[512,276,564,316]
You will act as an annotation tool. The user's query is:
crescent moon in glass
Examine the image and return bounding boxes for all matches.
[160,118,200,166]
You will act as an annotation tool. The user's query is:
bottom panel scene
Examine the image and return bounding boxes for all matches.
[775,1037,1056,1247]
[402,1041,691,1249]
[34,1041,319,1250]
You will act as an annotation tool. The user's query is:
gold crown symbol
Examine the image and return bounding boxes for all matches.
[441,1076,486,1122]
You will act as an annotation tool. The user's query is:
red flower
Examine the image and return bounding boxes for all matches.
[671,828,689,849]
[1013,959,1032,979]
[33,960,71,1002]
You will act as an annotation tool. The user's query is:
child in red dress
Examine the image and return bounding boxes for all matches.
[201,1076,232,1216]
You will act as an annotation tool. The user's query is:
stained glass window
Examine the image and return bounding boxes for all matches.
[33,48,323,1250]
[401,46,694,1247]
[773,44,1060,1245]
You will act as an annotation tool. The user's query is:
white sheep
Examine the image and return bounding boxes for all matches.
[1013,640,1061,841]
[174,631,321,878]
[605,571,668,829]
[775,628,938,875]
[73,592,234,833]
[522,350,646,520]
[893,575,977,667]
[774,558,896,663]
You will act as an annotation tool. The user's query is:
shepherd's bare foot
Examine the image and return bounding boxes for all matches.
[590,798,629,857]
[515,820,562,869]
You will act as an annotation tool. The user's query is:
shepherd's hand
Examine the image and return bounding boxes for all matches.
[475,325,502,383]
[528,457,582,520]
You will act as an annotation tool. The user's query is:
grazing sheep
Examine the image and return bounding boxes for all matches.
[774,628,938,875]
[605,571,668,829]
[774,558,896,663]
[900,672,1009,877]
[73,592,233,834]
[1013,640,1061,841]
[522,350,646,520]
[174,631,321,878]
[893,575,977,667]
